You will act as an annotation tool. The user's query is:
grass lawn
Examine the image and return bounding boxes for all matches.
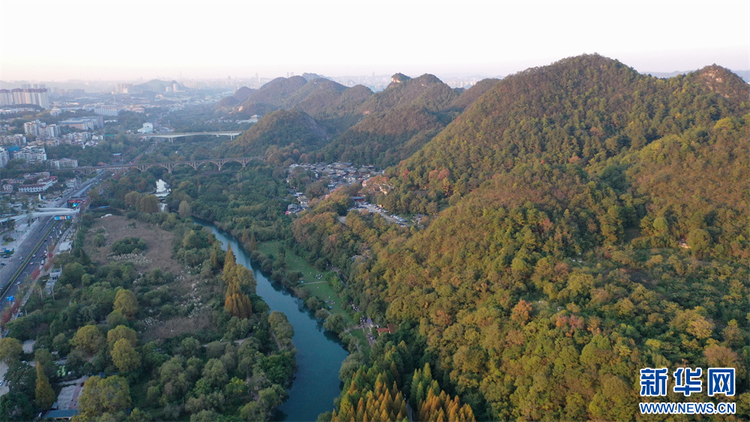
[258,241,354,326]
[348,329,369,354]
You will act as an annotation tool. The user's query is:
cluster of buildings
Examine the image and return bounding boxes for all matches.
[0,143,79,169]
[289,162,381,189]
[13,146,47,163]
[2,172,58,193]
[18,116,102,139]
[0,84,51,109]
[285,162,382,213]
[0,115,102,160]
[24,120,59,138]
[48,158,79,169]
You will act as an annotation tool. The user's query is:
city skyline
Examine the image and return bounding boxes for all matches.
[1,0,748,82]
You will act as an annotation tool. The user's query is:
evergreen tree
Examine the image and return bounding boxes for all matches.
[35,364,55,410]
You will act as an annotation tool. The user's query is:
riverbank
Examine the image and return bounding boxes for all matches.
[244,238,370,353]
[199,222,350,421]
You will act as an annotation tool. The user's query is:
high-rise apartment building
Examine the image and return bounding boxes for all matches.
[0,85,50,109]
[0,147,9,168]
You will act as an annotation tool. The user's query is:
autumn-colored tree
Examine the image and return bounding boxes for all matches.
[138,195,160,213]
[107,325,137,350]
[225,280,253,319]
[72,325,105,356]
[78,375,131,418]
[332,369,408,422]
[123,191,142,209]
[178,200,192,219]
[111,338,141,372]
[418,389,475,422]
[249,232,258,251]
[223,245,254,319]
[35,363,55,410]
[0,337,22,363]
[113,289,138,320]
[224,243,236,274]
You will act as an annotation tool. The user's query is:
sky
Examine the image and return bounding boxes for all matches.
[1,0,748,81]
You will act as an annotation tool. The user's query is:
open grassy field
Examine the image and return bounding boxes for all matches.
[258,241,354,326]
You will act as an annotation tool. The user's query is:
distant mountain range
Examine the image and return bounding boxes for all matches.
[130,79,188,94]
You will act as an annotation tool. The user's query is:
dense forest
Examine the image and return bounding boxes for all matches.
[280,56,750,420]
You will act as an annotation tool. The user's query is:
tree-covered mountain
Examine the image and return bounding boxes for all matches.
[219,76,373,135]
[222,109,331,160]
[319,74,497,167]
[218,73,501,167]
[383,55,749,215]
[216,86,256,108]
[281,55,750,421]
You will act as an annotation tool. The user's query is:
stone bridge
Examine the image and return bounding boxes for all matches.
[52,156,265,174]
[132,156,263,173]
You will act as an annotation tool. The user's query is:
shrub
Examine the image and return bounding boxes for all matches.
[111,237,147,255]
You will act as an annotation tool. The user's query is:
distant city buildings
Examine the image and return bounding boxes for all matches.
[115,83,133,94]
[14,146,47,163]
[138,122,153,133]
[2,173,57,193]
[48,158,78,169]
[94,106,120,116]
[18,176,57,193]
[59,115,104,130]
[0,147,9,168]
[23,120,59,138]
[0,84,51,109]
[0,134,26,146]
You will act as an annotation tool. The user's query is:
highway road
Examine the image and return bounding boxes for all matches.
[0,217,63,313]
[0,171,107,314]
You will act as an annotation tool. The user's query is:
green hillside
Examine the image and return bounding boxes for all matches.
[286,55,750,421]
[321,74,484,166]
[384,54,749,214]
[222,109,330,160]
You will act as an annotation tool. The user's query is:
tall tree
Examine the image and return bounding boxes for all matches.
[72,325,105,356]
[111,338,141,373]
[107,325,138,350]
[78,376,132,419]
[113,289,138,320]
[0,337,22,364]
[35,363,55,410]
[178,200,192,219]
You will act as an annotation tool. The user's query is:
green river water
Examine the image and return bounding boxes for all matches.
[199,222,349,421]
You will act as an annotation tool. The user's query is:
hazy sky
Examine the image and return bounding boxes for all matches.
[1,0,748,81]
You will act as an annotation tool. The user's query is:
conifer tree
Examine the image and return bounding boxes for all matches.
[35,363,55,410]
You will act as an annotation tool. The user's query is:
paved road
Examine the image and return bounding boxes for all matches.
[0,217,62,313]
[0,171,107,314]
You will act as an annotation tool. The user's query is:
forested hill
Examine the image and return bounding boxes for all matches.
[216,86,256,108]
[319,73,497,167]
[383,54,749,214]
[219,76,372,121]
[289,55,750,421]
[221,109,330,159]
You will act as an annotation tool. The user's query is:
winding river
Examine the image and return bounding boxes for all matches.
[197,221,349,421]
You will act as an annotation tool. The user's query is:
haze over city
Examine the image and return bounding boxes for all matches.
[1,0,748,82]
